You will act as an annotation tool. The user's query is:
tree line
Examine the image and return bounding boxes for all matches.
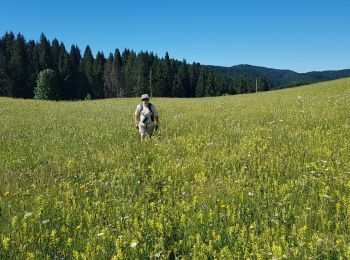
[0,32,263,100]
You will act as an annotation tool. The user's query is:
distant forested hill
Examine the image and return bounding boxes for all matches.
[209,64,350,90]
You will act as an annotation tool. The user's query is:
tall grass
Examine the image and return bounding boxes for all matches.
[1,78,350,258]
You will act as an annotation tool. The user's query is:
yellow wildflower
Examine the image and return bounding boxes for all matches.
[2,236,10,250]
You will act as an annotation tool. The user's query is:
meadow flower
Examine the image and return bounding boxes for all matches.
[23,212,33,219]
[154,251,162,258]
[2,236,10,250]
[26,252,35,259]
[130,240,138,248]
[67,237,73,246]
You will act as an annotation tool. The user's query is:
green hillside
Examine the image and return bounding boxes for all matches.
[209,64,350,89]
[1,78,350,258]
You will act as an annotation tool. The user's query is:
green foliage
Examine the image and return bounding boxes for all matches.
[2,31,350,101]
[1,79,350,258]
[9,33,29,98]
[34,69,60,100]
[92,51,105,99]
[38,33,52,70]
[210,64,350,90]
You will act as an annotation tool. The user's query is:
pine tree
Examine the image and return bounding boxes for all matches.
[9,33,29,97]
[121,49,130,96]
[205,70,216,96]
[258,76,269,91]
[188,62,200,97]
[196,67,207,97]
[113,48,122,97]
[92,51,105,99]
[150,59,162,97]
[58,43,69,99]
[67,45,82,99]
[239,76,248,93]
[104,52,114,98]
[26,40,40,98]
[51,38,60,71]
[123,51,136,97]
[162,52,173,96]
[172,60,189,97]
[0,31,15,96]
[134,52,149,96]
[0,37,7,95]
[38,33,52,70]
[81,45,94,98]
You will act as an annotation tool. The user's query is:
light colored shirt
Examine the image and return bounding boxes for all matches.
[135,103,158,126]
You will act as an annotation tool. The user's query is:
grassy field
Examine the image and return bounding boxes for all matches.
[1,78,350,259]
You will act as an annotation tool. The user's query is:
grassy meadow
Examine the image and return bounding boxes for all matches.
[1,78,350,259]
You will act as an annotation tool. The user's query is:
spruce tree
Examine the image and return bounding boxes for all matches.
[172,61,189,97]
[81,45,94,98]
[9,33,29,97]
[92,51,105,99]
[123,51,136,97]
[26,40,40,98]
[67,45,82,99]
[162,52,173,96]
[149,59,162,97]
[38,33,52,70]
[51,38,60,71]
[134,52,149,96]
[188,62,200,97]
[0,32,15,96]
[0,38,7,95]
[205,70,216,96]
[104,53,114,98]
[258,76,269,91]
[113,48,122,97]
[58,43,69,99]
[196,68,207,97]
[239,76,248,94]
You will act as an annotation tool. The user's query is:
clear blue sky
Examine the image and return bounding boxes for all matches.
[1,0,349,72]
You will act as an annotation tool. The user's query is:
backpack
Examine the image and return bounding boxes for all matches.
[139,102,154,122]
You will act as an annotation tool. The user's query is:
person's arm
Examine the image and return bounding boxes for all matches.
[134,105,141,128]
[153,106,159,126]
[135,114,140,127]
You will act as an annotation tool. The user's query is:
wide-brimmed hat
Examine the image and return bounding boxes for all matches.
[141,94,150,100]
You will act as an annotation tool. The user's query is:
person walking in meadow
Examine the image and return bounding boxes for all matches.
[134,94,159,141]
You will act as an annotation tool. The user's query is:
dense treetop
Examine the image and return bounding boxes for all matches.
[1,32,349,100]
[0,32,240,100]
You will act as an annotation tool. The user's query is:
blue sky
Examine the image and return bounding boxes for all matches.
[1,0,349,72]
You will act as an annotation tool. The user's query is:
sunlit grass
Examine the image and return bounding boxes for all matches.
[1,78,350,258]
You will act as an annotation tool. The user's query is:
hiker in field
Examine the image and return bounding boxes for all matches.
[134,94,159,141]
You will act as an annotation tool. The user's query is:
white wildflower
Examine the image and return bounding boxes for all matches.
[154,251,162,258]
[24,212,33,219]
[130,240,138,248]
